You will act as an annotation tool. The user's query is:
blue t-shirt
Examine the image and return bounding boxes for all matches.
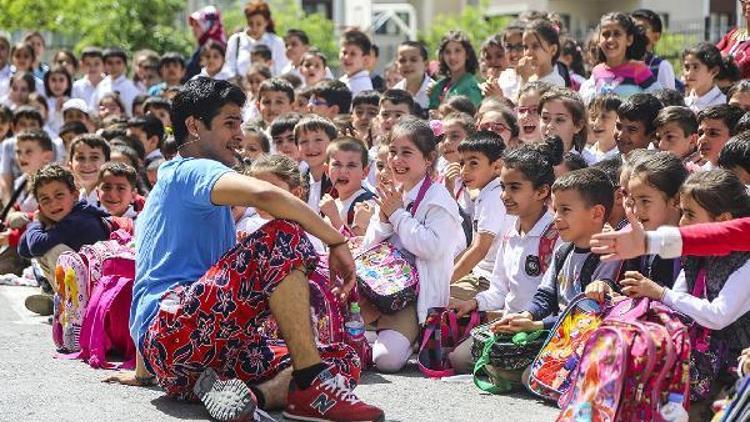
[130,157,235,350]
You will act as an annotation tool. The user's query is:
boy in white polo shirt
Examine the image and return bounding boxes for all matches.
[450,131,512,301]
[449,140,563,373]
[338,29,374,96]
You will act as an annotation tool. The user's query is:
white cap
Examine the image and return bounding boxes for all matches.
[62,98,90,115]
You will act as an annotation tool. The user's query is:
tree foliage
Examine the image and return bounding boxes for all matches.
[420,1,512,60]
[0,0,193,55]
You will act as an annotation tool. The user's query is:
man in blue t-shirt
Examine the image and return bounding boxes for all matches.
[110,78,384,422]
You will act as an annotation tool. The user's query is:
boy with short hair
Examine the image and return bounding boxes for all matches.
[587,93,621,163]
[654,106,700,164]
[97,161,139,218]
[450,132,510,300]
[250,44,273,69]
[697,104,745,169]
[20,164,111,315]
[282,29,310,77]
[308,80,352,120]
[68,134,111,205]
[269,112,304,161]
[378,89,416,136]
[338,29,373,96]
[319,137,375,233]
[93,48,139,116]
[294,115,338,212]
[719,132,750,186]
[631,9,678,91]
[615,93,662,155]
[256,78,295,128]
[72,47,105,107]
[495,168,622,332]
[351,90,381,142]
[148,52,186,96]
[126,114,165,168]
[142,96,172,129]
[1,107,45,203]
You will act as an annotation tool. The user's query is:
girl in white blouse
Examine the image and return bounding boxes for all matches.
[225,2,289,78]
[361,117,463,372]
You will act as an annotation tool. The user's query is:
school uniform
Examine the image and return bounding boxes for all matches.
[92,73,141,116]
[72,75,103,107]
[475,210,562,313]
[451,178,513,301]
[193,67,232,81]
[536,69,566,87]
[686,85,726,113]
[305,171,332,214]
[393,74,435,111]
[499,68,520,101]
[586,143,620,164]
[335,187,375,227]
[225,31,289,77]
[340,69,373,96]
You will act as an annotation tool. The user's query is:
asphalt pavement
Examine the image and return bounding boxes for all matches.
[1,285,559,422]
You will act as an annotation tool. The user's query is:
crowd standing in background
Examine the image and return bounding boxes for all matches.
[7,1,750,421]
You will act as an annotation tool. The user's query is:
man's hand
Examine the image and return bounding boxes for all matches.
[102,371,153,387]
[328,243,356,302]
[591,210,646,261]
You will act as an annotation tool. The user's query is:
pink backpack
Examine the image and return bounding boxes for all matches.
[557,298,690,421]
[54,230,137,369]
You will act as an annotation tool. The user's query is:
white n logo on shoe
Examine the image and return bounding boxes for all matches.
[311,393,337,414]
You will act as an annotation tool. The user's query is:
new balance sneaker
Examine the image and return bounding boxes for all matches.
[194,368,258,422]
[283,367,385,422]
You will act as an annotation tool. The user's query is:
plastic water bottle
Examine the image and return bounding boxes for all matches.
[345,303,365,339]
[345,302,370,367]
[660,393,689,422]
[574,402,592,422]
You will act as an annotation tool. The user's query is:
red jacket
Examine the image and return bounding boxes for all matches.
[717,28,750,79]
[679,217,750,256]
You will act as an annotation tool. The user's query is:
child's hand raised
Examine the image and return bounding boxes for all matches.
[620,271,665,300]
[443,162,461,193]
[480,78,503,98]
[352,201,374,234]
[319,194,338,219]
[375,180,403,219]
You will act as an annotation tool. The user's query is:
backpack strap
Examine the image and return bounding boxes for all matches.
[538,222,559,275]
[579,251,602,289]
[553,243,575,285]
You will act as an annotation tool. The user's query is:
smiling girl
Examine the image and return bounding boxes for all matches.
[580,13,660,104]
[43,65,72,135]
[225,1,289,78]
[683,42,732,113]
[428,31,483,109]
[361,117,463,373]
[519,19,565,87]
[69,134,111,205]
[393,41,434,111]
[539,87,595,164]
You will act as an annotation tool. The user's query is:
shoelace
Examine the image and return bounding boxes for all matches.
[320,374,361,405]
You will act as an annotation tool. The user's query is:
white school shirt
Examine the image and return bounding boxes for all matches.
[663,260,750,331]
[46,96,68,135]
[194,67,232,81]
[586,143,620,164]
[307,174,323,213]
[393,74,435,110]
[535,69,565,87]
[656,60,676,90]
[686,85,726,113]
[340,70,373,96]
[225,31,290,77]
[499,68,521,101]
[362,181,463,324]
[473,178,513,278]
[92,74,142,116]
[0,64,11,97]
[475,210,562,313]
[79,188,99,207]
[72,74,103,106]
[336,187,368,224]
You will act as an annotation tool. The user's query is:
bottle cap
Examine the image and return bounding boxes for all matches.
[350,302,361,313]
[667,393,684,402]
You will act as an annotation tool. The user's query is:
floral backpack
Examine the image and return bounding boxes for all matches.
[527,294,607,402]
[557,298,691,421]
[354,176,430,314]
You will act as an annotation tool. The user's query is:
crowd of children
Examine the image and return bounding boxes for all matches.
[6,0,750,420]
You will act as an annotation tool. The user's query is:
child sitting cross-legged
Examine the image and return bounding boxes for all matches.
[448,137,564,373]
[449,131,511,302]
[318,137,375,236]
[21,164,111,315]
[493,167,622,334]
